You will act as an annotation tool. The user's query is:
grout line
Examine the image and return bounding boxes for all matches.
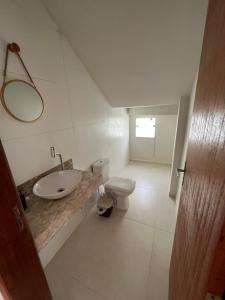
[1,126,73,142]
[115,212,175,234]
[55,33,113,108]
[1,118,110,142]
[58,33,75,129]
[143,226,157,300]
[0,69,58,85]
[114,212,155,229]
[69,273,108,300]
[46,262,108,300]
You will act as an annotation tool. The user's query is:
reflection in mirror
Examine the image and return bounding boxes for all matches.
[1,80,44,122]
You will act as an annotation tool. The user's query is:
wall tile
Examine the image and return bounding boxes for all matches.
[0,75,72,140]
[14,0,57,31]
[74,121,109,170]
[0,0,129,187]
[2,128,75,185]
[0,0,19,13]
[61,36,97,89]
[2,133,54,185]
[0,14,64,83]
[68,85,110,127]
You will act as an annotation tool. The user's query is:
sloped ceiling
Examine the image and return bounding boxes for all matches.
[43,0,208,107]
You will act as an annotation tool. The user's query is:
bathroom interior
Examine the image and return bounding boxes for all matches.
[0,1,209,300]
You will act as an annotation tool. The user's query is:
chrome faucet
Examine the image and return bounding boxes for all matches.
[50,146,64,170]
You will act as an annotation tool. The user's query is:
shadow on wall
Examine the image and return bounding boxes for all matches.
[0,0,129,186]
[169,96,190,199]
[170,72,198,203]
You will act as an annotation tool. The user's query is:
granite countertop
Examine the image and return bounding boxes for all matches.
[25,170,101,251]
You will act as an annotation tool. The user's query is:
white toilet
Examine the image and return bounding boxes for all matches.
[92,158,136,210]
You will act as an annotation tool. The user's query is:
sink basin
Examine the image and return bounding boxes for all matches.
[33,170,82,200]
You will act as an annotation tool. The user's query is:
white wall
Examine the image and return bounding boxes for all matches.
[169,96,190,198]
[129,105,178,116]
[130,110,177,164]
[0,0,129,185]
[175,73,198,215]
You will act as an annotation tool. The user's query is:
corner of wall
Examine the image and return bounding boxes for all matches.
[174,71,199,211]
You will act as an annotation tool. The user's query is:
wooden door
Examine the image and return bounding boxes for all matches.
[169,1,225,299]
[0,140,52,300]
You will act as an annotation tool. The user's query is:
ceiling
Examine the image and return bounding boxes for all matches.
[43,0,208,107]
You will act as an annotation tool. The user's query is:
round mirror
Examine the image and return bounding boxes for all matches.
[1,80,44,122]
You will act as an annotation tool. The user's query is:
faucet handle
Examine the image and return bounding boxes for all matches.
[50,146,56,158]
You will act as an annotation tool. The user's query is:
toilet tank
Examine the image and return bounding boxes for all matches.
[92,158,110,183]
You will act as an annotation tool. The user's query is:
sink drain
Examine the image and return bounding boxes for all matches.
[57,188,65,193]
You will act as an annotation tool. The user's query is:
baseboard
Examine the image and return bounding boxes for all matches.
[130,159,172,166]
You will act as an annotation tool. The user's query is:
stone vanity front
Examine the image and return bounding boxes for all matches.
[18,161,101,252]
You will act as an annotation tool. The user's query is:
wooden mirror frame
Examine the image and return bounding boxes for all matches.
[0,79,44,123]
[1,42,45,123]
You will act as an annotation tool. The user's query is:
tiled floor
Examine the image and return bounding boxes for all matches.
[45,161,176,300]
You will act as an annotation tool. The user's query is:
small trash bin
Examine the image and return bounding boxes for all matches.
[97,194,113,218]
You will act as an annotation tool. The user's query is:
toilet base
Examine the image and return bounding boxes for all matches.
[116,196,129,210]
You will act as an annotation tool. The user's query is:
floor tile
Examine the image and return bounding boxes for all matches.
[120,161,171,190]
[156,191,176,233]
[47,212,154,300]
[45,264,105,300]
[45,162,176,300]
[144,230,173,300]
[116,186,158,227]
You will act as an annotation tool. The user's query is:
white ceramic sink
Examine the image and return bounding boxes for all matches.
[33,170,82,200]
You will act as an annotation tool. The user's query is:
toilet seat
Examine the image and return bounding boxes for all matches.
[105,177,135,193]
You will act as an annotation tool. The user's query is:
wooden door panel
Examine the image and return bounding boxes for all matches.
[169,1,225,299]
[207,220,225,295]
[0,140,52,300]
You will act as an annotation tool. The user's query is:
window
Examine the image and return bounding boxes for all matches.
[135,117,156,138]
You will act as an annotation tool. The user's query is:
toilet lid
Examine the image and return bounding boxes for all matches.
[105,177,136,193]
